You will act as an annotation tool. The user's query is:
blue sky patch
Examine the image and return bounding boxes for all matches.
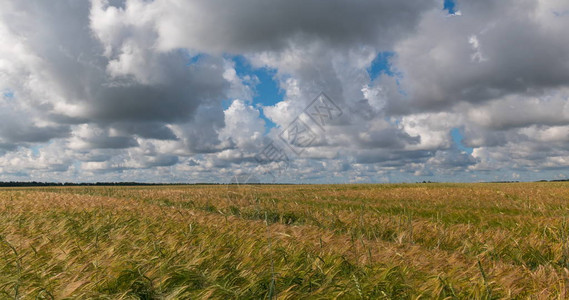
[367,51,395,81]
[31,145,41,156]
[230,55,283,130]
[451,127,473,154]
[3,89,14,99]
[444,0,457,14]
[181,50,204,65]
[188,54,203,65]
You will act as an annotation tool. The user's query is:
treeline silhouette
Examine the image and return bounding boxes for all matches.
[0,180,567,187]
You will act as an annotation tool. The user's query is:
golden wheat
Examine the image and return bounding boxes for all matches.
[1,183,568,298]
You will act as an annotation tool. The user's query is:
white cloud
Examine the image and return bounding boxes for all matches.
[218,100,265,151]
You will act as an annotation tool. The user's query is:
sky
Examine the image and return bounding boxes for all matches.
[1,0,569,184]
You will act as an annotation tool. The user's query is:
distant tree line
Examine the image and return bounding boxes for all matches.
[0,180,567,187]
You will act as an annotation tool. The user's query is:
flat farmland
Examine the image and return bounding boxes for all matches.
[1,183,569,299]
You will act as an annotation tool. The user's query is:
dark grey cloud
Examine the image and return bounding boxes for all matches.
[145,0,437,53]
[1,125,70,144]
[353,149,433,165]
[427,149,478,170]
[353,127,420,149]
[0,0,231,153]
[0,143,17,153]
[138,154,179,168]
[386,0,569,114]
[89,55,228,124]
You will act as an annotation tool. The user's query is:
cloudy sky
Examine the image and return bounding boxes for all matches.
[1,0,569,183]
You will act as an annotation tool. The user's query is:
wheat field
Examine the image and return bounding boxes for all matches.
[1,183,569,299]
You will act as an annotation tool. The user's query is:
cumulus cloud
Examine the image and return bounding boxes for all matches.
[0,0,569,183]
[219,100,265,151]
[387,0,569,113]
